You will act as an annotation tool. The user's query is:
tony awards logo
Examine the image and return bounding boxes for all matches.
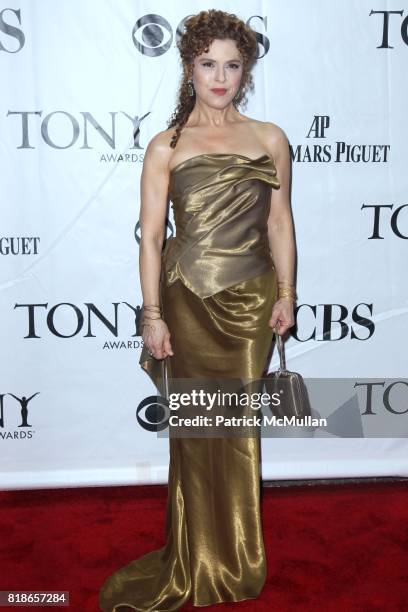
[0,392,39,438]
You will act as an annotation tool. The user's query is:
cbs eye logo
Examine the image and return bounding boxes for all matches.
[132,14,270,58]
[136,394,170,431]
[132,14,174,57]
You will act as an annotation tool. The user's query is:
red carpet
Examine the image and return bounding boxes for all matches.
[0,481,407,611]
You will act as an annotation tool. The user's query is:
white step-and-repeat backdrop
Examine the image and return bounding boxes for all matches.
[1,1,407,489]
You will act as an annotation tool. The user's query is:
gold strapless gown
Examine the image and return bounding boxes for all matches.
[99,153,280,611]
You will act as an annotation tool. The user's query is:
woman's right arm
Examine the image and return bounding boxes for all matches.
[139,132,174,360]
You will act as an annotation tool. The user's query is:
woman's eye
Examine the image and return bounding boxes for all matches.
[201,61,240,69]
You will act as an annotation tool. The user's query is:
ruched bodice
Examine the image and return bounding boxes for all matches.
[163,153,280,299]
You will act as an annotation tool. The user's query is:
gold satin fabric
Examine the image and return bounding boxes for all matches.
[164,153,280,299]
[99,154,280,611]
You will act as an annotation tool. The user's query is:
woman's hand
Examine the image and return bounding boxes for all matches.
[142,319,174,360]
[268,298,295,335]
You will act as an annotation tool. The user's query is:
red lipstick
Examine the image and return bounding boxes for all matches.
[211,88,227,96]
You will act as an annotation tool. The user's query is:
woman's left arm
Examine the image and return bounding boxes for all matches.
[264,124,296,335]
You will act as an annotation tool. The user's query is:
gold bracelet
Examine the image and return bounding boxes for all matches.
[277,281,297,300]
[142,305,162,317]
[279,293,296,300]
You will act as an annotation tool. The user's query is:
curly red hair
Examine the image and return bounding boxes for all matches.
[167,9,258,148]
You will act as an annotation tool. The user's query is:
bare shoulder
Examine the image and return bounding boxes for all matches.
[256,120,289,157]
[239,115,289,160]
[142,128,175,173]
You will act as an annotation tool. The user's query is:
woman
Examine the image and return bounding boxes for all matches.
[99,9,295,611]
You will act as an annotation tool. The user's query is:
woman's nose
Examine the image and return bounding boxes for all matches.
[215,69,226,83]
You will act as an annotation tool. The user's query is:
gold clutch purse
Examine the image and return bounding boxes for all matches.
[264,328,312,419]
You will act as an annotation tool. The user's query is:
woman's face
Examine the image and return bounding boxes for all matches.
[191,38,244,108]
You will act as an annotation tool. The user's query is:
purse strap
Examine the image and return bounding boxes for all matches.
[163,356,169,400]
[273,326,287,371]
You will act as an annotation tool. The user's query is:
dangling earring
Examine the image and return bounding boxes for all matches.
[187,80,195,96]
